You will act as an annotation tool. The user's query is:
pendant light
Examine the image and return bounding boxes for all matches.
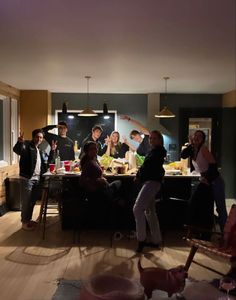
[103,102,110,119]
[79,76,98,117]
[155,77,175,118]
[62,102,68,114]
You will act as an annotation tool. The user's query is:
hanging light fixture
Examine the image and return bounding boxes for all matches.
[79,76,98,117]
[103,102,110,119]
[62,102,68,114]
[155,77,175,118]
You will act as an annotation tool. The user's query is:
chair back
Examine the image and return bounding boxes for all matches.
[223,204,236,248]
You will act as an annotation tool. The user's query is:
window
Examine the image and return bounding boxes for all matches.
[55,110,117,147]
[0,95,18,166]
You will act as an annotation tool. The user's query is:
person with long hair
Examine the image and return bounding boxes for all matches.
[133,130,166,252]
[80,141,121,195]
[181,130,227,233]
[104,131,129,158]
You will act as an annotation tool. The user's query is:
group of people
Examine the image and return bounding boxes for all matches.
[13,115,227,252]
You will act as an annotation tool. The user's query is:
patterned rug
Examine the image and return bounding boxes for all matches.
[52,278,236,300]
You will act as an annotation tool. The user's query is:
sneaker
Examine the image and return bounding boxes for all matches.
[29,220,38,226]
[22,222,36,231]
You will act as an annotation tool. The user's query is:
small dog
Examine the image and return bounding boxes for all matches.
[138,258,188,299]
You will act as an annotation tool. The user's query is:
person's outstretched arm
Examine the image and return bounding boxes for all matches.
[41,125,58,144]
[120,115,150,135]
[123,136,136,152]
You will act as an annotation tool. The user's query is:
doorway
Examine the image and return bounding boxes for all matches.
[179,107,222,165]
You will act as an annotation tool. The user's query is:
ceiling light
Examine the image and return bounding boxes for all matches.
[79,76,98,117]
[155,77,175,118]
[68,115,74,119]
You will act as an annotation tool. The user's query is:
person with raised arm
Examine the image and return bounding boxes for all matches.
[13,129,55,231]
[181,130,227,233]
[133,130,166,252]
[104,131,129,158]
[42,121,75,161]
[120,115,151,156]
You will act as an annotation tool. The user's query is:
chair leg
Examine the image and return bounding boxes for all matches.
[37,188,48,223]
[185,245,198,271]
[42,189,49,240]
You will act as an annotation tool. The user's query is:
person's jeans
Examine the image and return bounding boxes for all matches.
[212,175,227,232]
[21,178,42,223]
[133,180,162,244]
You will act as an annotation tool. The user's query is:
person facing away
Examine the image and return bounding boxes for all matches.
[13,129,55,231]
[42,121,75,161]
[80,125,106,158]
[181,129,227,232]
[104,131,129,158]
[120,115,151,156]
[133,130,167,253]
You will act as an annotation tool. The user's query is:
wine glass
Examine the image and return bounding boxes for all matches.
[218,276,236,300]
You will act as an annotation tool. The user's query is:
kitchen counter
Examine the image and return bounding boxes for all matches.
[41,170,200,230]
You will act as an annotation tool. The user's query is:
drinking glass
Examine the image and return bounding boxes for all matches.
[218,277,236,300]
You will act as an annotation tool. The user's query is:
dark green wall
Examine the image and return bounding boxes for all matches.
[52,92,235,198]
[221,108,236,198]
[52,93,148,138]
[160,93,222,161]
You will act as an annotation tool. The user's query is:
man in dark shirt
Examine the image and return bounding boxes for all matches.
[80,125,105,157]
[120,115,151,156]
[42,121,75,161]
[13,129,54,231]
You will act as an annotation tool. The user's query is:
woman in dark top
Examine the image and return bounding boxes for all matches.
[104,131,129,158]
[133,130,166,252]
[181,130,227,234]
[80,141,121,196]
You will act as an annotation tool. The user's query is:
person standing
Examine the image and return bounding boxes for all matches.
[42,121,75,161]
[181,130,227,233]
[120,115,151,156]
[13,129,54,230]
[133,130,166,252]
[80,125,105,157]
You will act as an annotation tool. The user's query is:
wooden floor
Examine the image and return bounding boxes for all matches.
[0,204,232,300]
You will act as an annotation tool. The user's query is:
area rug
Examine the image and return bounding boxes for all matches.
[52,279,82,300]
[52,278,236,300]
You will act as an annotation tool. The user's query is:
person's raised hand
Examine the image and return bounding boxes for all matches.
[123,135,128,144]
[120,115,130,121]
[18,131,24,143]
[104,135,111,145]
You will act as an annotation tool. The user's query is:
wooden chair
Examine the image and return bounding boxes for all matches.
[184,204,236,275]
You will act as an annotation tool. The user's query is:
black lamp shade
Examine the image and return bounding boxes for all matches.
[103,103,108,115]
[62,102,67,114]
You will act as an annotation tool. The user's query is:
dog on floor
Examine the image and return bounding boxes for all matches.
[138,258,188,299]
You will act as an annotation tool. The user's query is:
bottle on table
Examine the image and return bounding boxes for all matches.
[55,150,61,171]
[74,140,80,160]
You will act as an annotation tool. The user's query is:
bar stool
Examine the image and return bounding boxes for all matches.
[38,177,62,239]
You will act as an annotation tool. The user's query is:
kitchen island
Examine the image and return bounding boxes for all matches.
[42,171,199,230]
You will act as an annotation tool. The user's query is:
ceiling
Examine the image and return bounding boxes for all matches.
[0,0,235,94]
